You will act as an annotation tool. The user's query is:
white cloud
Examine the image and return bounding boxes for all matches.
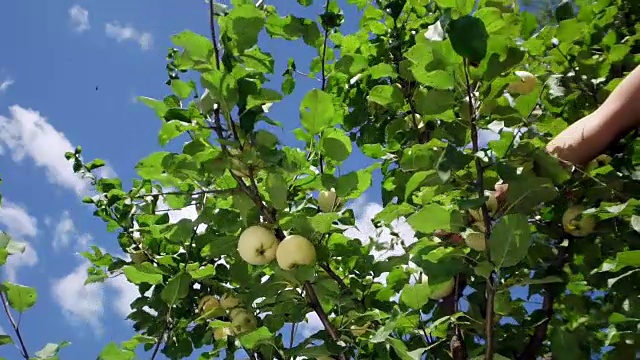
[0,78,13,93]
[50,211,92,251]
[4,242,37,283]
[51,261,104,335]
[0,105,116,197]
[106,275,140,318]
[0,200,37,238]
[105,22,153,50]
[344,200,416,261]
[68,5,90,33]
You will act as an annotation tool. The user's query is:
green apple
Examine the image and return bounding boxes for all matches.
[220,293,241,309]
[237,225,279,265]
[198,295,221,318]
[469,191,499,222]
[276,235,317,271]
[464,231,486,252]
[421,274,455,300]
[507,71,537,95]
[318,188,339,212]
[230,308,258,335]
[562,205,596,237]
[130,251,148,265]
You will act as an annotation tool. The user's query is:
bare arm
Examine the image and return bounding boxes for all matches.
[545,65,640,167]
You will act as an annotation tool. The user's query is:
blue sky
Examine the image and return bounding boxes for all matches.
[0,1,513,359]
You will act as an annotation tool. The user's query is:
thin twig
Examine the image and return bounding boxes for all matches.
[464,59,495,360]
[0,292,29,359]
[517,244,570,360]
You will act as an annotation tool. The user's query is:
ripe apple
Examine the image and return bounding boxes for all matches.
[421,274,455,300]
[198,295,221,318]
[318,188,339,212]
[562,205,596,237]
[237,225,279,265]
[464,231,486,251]
[507,71,537,95]
[213,326,232,340]
[230,308,258,335]
[130,251,148,265]
[220,293,241,309]
[276,235,317,271]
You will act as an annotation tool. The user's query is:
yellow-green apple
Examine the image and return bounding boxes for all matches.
[220,293,241,309]
[230,308,258,335]
[421,274,455,300]
[276,235,317,271]
[237,225,279,265]
[507,71,537,95]
[318,188,338,212]
[562,205,596,237]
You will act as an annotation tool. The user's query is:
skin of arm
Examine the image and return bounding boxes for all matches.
[545,65,640,167]
[494,66,640,203]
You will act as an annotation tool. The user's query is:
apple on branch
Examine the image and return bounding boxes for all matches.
[220,293,241,310]
[230,308,258,335]
[237,225,279,265]
[421,274,455,300]
[129,250,149,265]
[276,235,317,271]
[507,71,537,95]
[198,295,221,319]
[562,205,596,237]
[318,188,340,212]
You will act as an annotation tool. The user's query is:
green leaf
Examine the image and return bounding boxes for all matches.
[407,205,463,234]
[447,16,489,63]
[368,85,404,109]
[309,213,340,233]
[170,79,192,99]
[266,173,288,210]
[489,214,531,268]
[3,282,37,312]
[0,335,12,346]
[34,341,70,359]
[161,272,192,305]
[321,128,352,162]
[400,283,431,309]
[137,96,168,118]
[201,70,238,112]
[188,264,215,280]
[369,63,397,79]
[97,342,135,360]
[413,89,455,116]
[300,89,335,135]
[171,30,213,60]
[551,327,580,359]
[239,326,273,349]
[224,5,266,52]
[123,265,163,285]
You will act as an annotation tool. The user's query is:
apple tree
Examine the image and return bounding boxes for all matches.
[65,0,640,359]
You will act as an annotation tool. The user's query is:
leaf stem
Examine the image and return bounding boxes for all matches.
[0,292,30,359]
[463,59,495,360]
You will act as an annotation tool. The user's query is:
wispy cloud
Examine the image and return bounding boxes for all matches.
[0,200,39,282]
[0,200,37,238]
[0,78,13,93]
[51,260,104,335]
[105,22,153,50]
[0,105,116,197]
[68,5,90,33]
[45,211,92,251]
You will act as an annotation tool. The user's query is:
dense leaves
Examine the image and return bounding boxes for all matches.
[3,0,640,359]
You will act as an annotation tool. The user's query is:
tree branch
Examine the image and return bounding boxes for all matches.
[518,244,570,360]
[0,292,29,359]
[463,59,496,360]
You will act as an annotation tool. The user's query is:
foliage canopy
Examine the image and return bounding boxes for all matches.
[2,0,640,359]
